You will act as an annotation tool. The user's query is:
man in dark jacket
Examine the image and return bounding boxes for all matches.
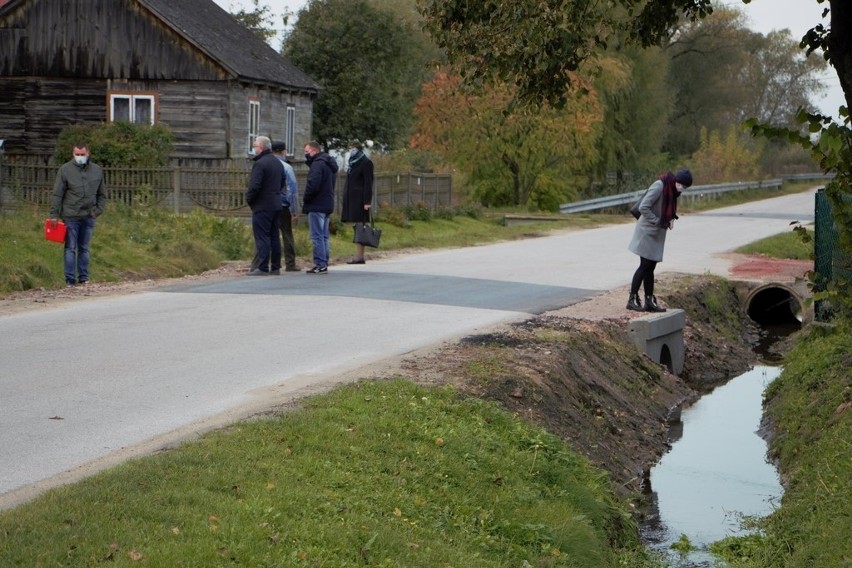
[301,141,339,274]
[246,136,283,275]
[49,143,107,287]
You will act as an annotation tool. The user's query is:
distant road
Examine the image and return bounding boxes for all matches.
[0,189,817,509]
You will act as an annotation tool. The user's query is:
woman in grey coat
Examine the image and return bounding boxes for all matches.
[627,169,693,312]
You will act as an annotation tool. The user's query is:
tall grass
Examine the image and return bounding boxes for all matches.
[0,205,254,293]
[0,380,657,566]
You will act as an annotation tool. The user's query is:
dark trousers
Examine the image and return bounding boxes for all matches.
[630,257,658,296]
[279,206,297,269]
[251,209,282,272]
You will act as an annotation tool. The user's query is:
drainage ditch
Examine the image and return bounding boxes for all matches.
[639,286,801,565]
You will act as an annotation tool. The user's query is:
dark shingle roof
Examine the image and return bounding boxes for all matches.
[138,0,319,92]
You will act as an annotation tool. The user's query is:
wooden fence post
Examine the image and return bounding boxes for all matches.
[172,167,181,215]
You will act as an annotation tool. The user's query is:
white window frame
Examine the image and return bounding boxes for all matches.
[285,105,296,155]
[108,93,156,125]
[248,98,261,152]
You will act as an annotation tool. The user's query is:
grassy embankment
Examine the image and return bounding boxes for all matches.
[0,380,661,566]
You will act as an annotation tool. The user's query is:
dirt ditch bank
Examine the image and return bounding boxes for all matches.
[398,274,762,498]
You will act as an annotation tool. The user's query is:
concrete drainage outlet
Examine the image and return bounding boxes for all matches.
[745,284,804,325]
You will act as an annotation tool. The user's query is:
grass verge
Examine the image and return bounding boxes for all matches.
[0,380,657,567]
[734,229,813,260]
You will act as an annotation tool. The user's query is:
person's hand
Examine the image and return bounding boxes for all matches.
[364,204,371,210]
[48,218,58,228]
[292,213,300,222]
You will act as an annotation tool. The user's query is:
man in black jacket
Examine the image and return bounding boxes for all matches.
[246,136,283,275]
[301,141,339,274]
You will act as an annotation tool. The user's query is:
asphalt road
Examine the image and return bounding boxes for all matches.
[0,189,817,509]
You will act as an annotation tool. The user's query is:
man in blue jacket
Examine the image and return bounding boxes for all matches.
[272,141,299,272]
[246,136,283,275]
[301,141,338,274]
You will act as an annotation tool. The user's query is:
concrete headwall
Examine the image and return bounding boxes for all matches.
[627,309,686,376]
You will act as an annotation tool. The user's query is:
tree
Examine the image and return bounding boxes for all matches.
[590,46,673,194]
[664,7,826,157]
[412,70,602,210]
[418,0,715,108]
[230,0,279,45]
[419,1,849,113]
[283,0,432,149]
[690,126,762,183]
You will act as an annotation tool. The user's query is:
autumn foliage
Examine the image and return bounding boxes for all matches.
[412,70,603,210]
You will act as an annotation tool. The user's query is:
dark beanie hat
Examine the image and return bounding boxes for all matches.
[675,169,693,188]
[271,141,286,152]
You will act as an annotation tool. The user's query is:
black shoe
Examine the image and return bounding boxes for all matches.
[626,293,643,311]
[284,266,299,272]
[346,259,366,265]
[306,266,328,274]
[270,269,281,275]
[645,295,667,312]
[247,269,269,276]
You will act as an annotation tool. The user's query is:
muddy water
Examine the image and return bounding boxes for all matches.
[641,366,783,566]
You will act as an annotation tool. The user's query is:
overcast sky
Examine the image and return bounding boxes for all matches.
[212,0,844,116]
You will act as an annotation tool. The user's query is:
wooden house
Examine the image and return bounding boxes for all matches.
[0,0,319,161]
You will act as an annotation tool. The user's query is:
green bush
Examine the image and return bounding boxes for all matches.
[404,201,433,222]
[54,122,174,167]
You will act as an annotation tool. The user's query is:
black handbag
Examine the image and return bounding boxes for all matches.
[353,213,382,248]
[630,189,649,220]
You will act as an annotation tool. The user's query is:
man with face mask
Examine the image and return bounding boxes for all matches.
[49,143,107,287]
[301,141,339,273]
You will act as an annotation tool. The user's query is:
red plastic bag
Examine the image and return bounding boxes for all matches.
[44,219,66,243]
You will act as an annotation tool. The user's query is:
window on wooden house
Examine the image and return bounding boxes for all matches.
[109,93,156,125]
[285,105,296,154]
[248,99,260,152]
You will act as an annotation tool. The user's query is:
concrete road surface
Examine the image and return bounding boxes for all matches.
[0,189,817,509]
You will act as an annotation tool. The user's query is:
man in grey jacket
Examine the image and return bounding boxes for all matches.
[49,143,107,287]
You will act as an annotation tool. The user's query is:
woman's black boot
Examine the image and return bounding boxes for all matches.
[644,295,666,312]
[626,293,643,311]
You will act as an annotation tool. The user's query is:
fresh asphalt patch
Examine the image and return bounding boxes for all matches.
[161,271,601,314]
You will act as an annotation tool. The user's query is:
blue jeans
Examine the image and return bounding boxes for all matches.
[307,212,330,268]
[64,217,95,285]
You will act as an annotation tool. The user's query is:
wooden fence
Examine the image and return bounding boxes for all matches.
[0,161,453,217]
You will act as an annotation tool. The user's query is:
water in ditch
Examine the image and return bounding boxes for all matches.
[640,365,784,566]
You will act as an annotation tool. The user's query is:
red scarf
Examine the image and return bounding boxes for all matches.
[659,172,681,229]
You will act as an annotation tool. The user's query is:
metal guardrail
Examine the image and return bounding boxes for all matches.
[558,174,833,214]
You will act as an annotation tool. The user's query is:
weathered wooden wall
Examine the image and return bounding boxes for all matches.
[0,0,224,80]
[0,0,315,160]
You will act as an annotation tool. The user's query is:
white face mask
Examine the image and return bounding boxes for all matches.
[675,182,685,191]
[73,155,88,166]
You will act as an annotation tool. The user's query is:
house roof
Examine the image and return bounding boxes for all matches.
[139,0,319,93]
[0,0,319,93]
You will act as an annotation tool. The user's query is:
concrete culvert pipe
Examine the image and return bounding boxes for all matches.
[746,284,804,325]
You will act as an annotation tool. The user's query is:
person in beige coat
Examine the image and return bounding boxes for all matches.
[627,168,692,312]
